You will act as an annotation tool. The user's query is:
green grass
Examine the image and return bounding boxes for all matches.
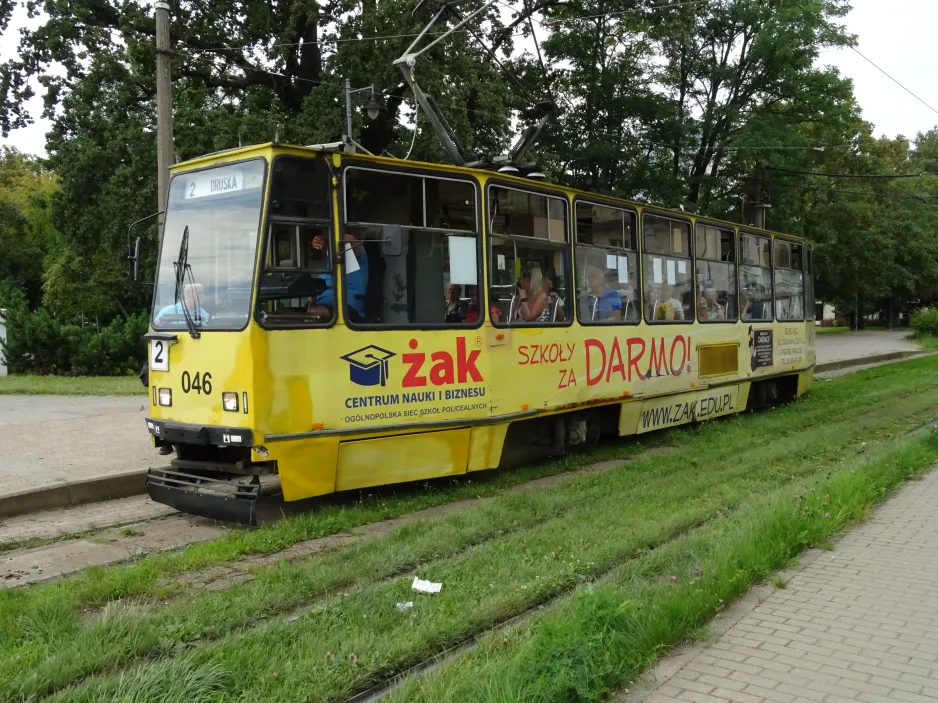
[0,375,146,396]
[382,433,938,703]
[912,334,938,351]
[815,325,851,334]
[2,355,938,701]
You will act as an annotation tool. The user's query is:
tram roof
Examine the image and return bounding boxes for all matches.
[171,142,810,246]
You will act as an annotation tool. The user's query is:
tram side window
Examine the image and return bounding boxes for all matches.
[739,233,772,321]
[643,214,692,322]
[695,224,737,322]
[774,239,805,321]
[574,201,639,324]
[343,167,481,326]
[489,186,569,326]
[256,156,334,328]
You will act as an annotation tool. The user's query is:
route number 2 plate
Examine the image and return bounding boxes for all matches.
[150,340,169,372]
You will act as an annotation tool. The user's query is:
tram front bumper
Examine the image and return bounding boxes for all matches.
[144,417,254,448]
[146,466,272,525]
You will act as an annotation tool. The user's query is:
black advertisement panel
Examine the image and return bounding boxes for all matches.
[748,327,773,371]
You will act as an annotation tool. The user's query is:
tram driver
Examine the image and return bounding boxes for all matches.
[155,283,211,325]
[306,232,369,322]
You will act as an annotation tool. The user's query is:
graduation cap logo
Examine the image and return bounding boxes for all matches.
[341,345,396,387]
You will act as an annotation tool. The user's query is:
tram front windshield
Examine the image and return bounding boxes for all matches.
[152,160,266,331]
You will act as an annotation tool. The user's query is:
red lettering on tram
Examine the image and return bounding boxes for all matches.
[402,337,483,388]
[627,337,647,382]
[585,334,692,386]
[456,337,483,383]
[517,343,576,366]
[585,339,606,386]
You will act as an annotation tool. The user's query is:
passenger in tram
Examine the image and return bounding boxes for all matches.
[514,268,551,323]
[444,284,467,323]
[698,290,725,320]
[741,291,765,320]
[155,282,210,325]
[653,284,684,320]
[544,272,565,321]
[584,265,622,322]
[307,232,369,321]
[465,285,480,323]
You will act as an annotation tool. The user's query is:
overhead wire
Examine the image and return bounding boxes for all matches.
[769,181,938,204]
[173,0,862,157]
[175,0,706,55]
[202,61,855,153]
[767,165,938,179]
[792,0,938,117]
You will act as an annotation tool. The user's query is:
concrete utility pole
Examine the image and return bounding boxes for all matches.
[752,161,768,229]
[155,0,174,233]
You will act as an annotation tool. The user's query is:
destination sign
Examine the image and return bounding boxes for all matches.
[184,169,245,199]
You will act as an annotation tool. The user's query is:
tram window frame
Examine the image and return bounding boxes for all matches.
[254,155,337,330]
[694,222,738,324]
[774,238,806,322]
[153,156,269,334]
[488,182,573,328]
[642,212,694,324]
[739,232,774,322]
[340,164,484,331]
[573,198,640,326]
[805,247,816,320]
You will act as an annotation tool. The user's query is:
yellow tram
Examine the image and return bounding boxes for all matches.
[143,143,815,523]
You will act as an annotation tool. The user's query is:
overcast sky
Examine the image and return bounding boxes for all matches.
[1,0,936,157]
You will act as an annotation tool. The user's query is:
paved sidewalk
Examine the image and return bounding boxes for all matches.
[0,396,152,503]
[625,469,938,703]
[815,329,919,366]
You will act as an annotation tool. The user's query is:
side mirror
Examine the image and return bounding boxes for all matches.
[129,236,141,281]
[381,224,402,256]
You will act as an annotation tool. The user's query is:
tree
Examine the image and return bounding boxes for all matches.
[0,147,58,308]
[1,0,524,319]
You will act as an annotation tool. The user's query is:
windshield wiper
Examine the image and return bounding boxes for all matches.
[173,226,201,340]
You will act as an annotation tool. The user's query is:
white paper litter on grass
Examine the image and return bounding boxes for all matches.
[396,601,414,612]
[412,576,442,594]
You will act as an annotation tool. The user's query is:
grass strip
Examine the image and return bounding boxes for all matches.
[383,431,938,703]
[2,353,933,616]
[28,405,938,703]
[0,375,146,396]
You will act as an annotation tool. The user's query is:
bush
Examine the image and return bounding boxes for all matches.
[911,307,938,339]
[0,286,147,376]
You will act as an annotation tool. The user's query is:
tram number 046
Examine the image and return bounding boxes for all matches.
[181,371,213,395]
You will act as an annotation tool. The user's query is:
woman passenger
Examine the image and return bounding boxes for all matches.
[515,269,551,323]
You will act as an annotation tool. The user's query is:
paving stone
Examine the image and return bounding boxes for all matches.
[617,469,938,703]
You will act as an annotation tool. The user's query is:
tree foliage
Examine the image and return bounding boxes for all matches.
[1,0,937,331]
[0,147,58,308]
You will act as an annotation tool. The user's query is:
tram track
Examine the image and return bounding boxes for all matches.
[338,419,938,703]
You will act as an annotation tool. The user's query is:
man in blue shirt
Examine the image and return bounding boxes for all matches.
[155,283,211,326]
[584,265,622,322]
[308,232,369,322]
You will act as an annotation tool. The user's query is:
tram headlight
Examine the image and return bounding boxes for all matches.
[158,388,172,407]
[222,392,239,412]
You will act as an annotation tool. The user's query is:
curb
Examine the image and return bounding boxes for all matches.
[814,350,919,373]
[0,469,147,519]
